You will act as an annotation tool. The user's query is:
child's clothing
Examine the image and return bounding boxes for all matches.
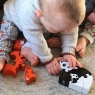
[0,0,78,63]
[80,0,95,44]
[0,15,18,61]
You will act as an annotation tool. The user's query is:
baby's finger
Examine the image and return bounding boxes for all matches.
[56,63,62,72]
[72,60,77,69]
[76,60,82,68]
[51,66,58,75]
[67,58,72,67]
[54,65,60,75]
[47,68,52,75]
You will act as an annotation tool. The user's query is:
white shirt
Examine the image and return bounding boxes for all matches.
[4,0,78,63]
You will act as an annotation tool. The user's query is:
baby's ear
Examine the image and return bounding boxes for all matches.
[35,10,43,18]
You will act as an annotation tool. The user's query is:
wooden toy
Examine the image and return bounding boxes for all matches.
[25,67,36,85]
[59,61,93,94]
[13,39,26,51]
[3,51,26,77]
[3,39,36,85]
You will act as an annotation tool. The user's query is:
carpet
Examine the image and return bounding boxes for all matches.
[0,45,95,95]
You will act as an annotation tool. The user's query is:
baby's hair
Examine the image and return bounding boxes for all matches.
[39,0,85,23]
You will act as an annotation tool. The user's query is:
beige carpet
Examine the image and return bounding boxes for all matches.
[0,45,95,95]
[0,9,95,95]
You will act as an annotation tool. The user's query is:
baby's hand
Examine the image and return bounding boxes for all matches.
[45,58,62,75]
[63,54,82,69]
[87,13,95,24]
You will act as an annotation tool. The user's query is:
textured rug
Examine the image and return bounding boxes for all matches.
[0,9,95,95]
[0,44,95,95]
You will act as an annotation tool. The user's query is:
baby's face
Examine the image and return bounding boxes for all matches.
[41,12,83,33]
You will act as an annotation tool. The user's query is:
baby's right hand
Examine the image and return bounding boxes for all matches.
[45,58,61,75]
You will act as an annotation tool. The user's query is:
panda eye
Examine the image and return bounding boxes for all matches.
[63,64,66,67]
[67,66,70,68]
[73,75,75,76]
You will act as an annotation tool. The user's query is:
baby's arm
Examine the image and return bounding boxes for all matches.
[19,6,54,63]
[60,27,82,68]
[19,6,62,75]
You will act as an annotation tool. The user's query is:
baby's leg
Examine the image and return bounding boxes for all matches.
[47,36,62,48]
[0,15,19,71]
[0,58,5,71]
[76,36,89,57]
[21,47,39,66]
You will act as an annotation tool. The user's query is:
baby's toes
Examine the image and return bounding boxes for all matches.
[30,56,39,66]
[31,60,39,66]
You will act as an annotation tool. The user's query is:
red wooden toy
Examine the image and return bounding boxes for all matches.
[25,67,36,85]
[3,51,26,77]
[3,39,36,85]
[13,39,26,51]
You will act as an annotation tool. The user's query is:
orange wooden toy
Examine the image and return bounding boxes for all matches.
[25,67,36,85]
[13,39,26,51]
[3,51,26,77]
[3,39,36,85]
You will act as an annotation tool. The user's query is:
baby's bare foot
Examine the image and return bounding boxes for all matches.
[76,36,89,57]
[0,58,5,71]
[21,47,39,66]
[47,37,62,48]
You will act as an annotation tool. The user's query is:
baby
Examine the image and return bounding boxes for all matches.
[76,0,95,57]
[0,0,85,75]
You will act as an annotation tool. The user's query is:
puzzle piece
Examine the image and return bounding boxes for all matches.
[3,51,26,77]
[69,75,84,93]
[59,61,93,94]
[60,61,73,72]
[25,67,36,85]
[13,39,26,51]
[80,74,93,94]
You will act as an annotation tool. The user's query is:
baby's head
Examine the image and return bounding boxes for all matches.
[36,0,86,33]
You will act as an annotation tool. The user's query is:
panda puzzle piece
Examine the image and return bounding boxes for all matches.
[59,60,93,94]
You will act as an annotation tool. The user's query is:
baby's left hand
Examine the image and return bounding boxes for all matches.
[87,13,95,24]
[63,54,82,69]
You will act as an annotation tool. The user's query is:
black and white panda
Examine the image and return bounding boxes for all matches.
[59,60,93,91]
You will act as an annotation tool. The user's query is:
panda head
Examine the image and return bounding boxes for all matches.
[70,74,79,79]
[60,60,73,72]
[70,73,79,83]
